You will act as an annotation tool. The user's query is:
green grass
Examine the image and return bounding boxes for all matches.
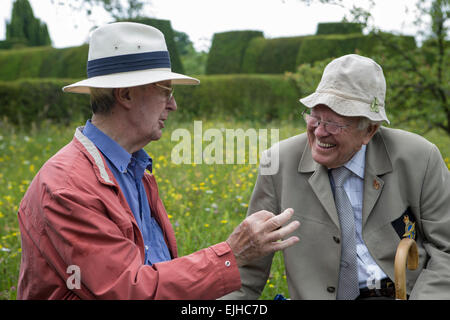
[1,118,449,300]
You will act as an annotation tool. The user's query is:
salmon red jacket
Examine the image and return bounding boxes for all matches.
[17,127,241,299]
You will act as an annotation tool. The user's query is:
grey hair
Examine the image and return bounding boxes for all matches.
[89,87,116,115]
[358,117,383,131]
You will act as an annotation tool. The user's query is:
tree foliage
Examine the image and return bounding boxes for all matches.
[296,0,449,135]
[6,0,51,47]
[50,0,150,20]
[367,0,448,134]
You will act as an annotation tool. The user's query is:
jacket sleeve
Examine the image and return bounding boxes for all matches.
[43,187,241,300]
[410,144,450,299]
[220,162,279,300]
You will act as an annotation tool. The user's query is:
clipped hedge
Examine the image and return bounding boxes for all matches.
[0,75,301,126]
[0,45,87,81]
[0,78,90,126]
[174,74,300,121]
[0,17,184,81]
[207,22,416,75]
[241,36,309,74]
[206,30,264,75]
[0,38,28,50]
[296,33,372,65]
[316,22,363,35]
[296,33,416,65]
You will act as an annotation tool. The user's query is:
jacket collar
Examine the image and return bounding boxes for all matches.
[74,126,116,186]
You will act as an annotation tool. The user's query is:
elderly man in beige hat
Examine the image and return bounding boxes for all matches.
[16,22,300,300]
[222,54,450,300]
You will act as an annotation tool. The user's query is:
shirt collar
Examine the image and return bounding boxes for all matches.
[344,144,366,179]
[82,120,153,174]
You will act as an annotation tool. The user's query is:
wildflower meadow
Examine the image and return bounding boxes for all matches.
[1,117,449,300]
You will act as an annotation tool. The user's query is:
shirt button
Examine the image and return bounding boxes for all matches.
[225,260,231,267]
[145,245,149,250]
[327,286,336,293]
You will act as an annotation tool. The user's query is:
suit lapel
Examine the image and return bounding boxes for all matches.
[362,128,393,228]
[299,142,340,230]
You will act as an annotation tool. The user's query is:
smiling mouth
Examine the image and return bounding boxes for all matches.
[317,140,336,149]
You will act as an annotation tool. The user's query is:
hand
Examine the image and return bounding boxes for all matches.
[226,208,300,267]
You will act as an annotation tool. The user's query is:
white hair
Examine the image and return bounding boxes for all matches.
[358,117,383,131]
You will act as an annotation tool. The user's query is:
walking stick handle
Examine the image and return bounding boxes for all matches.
[394,238,418,300]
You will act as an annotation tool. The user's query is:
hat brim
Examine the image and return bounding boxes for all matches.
[299,92,390,124]
[62,68,199,94]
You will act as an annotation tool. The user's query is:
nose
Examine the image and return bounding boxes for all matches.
[314,122,329,137]
[167,96,177,111]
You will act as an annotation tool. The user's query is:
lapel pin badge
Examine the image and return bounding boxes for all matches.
[373,179,380,190]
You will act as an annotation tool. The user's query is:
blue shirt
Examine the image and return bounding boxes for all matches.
[330,145,388,288]
[83,120,171,265]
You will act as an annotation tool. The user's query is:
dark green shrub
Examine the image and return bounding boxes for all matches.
[6,0,51,47]
[0,75,301,126]
[0,45,88,81]
[174,74,300,121]
[316,22,363,35]
[206,31,263,74]
[0,38,28,49]
[296,33,372,65]
[242,36,308,74]
[296,33,416,65]
[0,79,90,126]
[0,17,184,81]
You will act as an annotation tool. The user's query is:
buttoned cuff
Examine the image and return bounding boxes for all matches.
[209,242,241,296]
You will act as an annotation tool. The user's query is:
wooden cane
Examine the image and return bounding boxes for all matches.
[394,238,419,300]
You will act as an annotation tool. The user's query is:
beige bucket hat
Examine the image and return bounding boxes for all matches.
[63,22,199,94]
[300,54,390,124]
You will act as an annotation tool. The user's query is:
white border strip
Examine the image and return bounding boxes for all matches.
[74,127,113,184]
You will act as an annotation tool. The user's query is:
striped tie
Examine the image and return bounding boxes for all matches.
[332,166,360,300]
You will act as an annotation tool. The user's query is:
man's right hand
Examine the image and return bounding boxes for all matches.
[226,208,300,267]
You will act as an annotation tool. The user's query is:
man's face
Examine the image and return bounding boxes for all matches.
[306,105,378,169]
[131,81,176,142]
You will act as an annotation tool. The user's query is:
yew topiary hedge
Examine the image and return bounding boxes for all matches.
[207,25,417,75]
[0,17,184,81]
[0,75,301,126]
[241,36,309,74]
[316,22,363,35]
[205,30,264,75]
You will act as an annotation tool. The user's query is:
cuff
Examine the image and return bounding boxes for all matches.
[210,242,241,296]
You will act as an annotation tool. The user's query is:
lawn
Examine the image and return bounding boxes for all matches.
[0,117,449,300]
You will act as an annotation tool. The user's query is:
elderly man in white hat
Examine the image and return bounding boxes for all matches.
[16,22,300,300]
[222,54,450,300]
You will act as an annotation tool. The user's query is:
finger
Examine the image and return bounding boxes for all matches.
[250,210,275,222]
[263,208,294,232]
[267,220,300,242]
[268,236,300,252]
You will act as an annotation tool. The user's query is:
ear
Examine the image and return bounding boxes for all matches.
[362,123,381,145]
[113,87,133,110]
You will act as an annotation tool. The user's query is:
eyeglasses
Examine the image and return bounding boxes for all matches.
[153,83,174,101]
[302,110,351,135]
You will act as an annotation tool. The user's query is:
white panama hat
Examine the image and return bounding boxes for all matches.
[299,54,390,124]
[63,22,199,94]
